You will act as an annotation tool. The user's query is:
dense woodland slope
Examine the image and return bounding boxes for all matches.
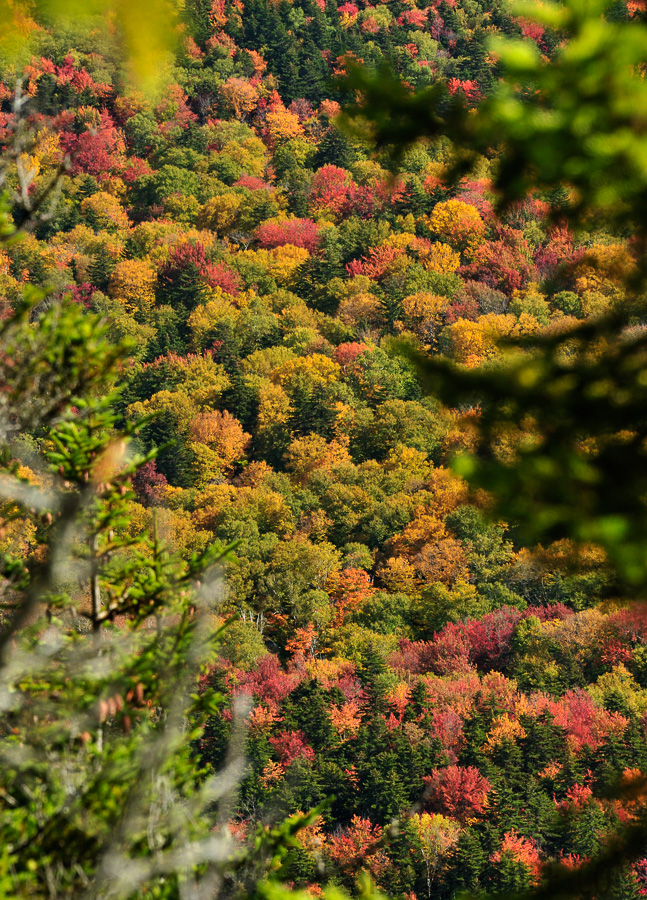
[2,0,647,896]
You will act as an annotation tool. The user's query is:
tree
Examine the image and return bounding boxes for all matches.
[189,408,252,480]
[423,765,490,823]
[424,199,486,256]
[341,0,647,892]
[0,295,239,896]
[409,812,461,899]
[108,257,157,316]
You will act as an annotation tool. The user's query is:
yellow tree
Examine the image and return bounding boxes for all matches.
[410,813,461,899]
[418,240,461,275]
[80,191,130,233]
[425,199,486,256]
[399,291,448,346]
[197,194,242,236]
[108,258,157,316]
[265,107,304,145]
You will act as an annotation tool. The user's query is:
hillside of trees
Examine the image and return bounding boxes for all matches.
[1,0,647,896]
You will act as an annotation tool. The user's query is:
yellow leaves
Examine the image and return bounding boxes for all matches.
[382,445,432,479]
[285,433,352,484]
[448,314,539,367]
[190,483,237,531]
[80,191,130,233]
[384,231,418,251]
[187,293,239,352]
[377,556,419,595]
[189,442,229,489]
[418,241,461,275]
[528,538,608,574]
[153,506,211,555]
[402,291,448,323]
[265,106,304,144]
[240,244,310,284]
[588,665,647,717]
[338,291,385,328]
[19,128,61,183]
[168,355,231,408]
[483,713,527,753]
[425,465,470,518]
[223,137,268,176]
[573,243,636,299]
[272,353,341,389]
[193,482,294,536]
[108,258,156,315]
[267,244,310,282]
[339,7,358,26]
[197,194,242,236]
[0,515,37,559]
[129,389,197,432]
[424,199,486,254]
[399,291,448,344]
[410,813,461,871]
[257,381,292,428]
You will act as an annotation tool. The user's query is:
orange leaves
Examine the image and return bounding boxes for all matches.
[330,698,363,739]
[412,538,470,587]
[220,77,259,118]
[491,831,542,883]
[285,623,318,660]
[382,507,471,588]
[189,409,251,479]
[327,567,375,624]
[327,816,388,879]
[260,760,284,788]
[249,704,284,734]
[388,512,446,558]
[424,465,470,519]
[294,812,326,854]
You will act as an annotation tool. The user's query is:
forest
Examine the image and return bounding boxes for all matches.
[1,0,647,896]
